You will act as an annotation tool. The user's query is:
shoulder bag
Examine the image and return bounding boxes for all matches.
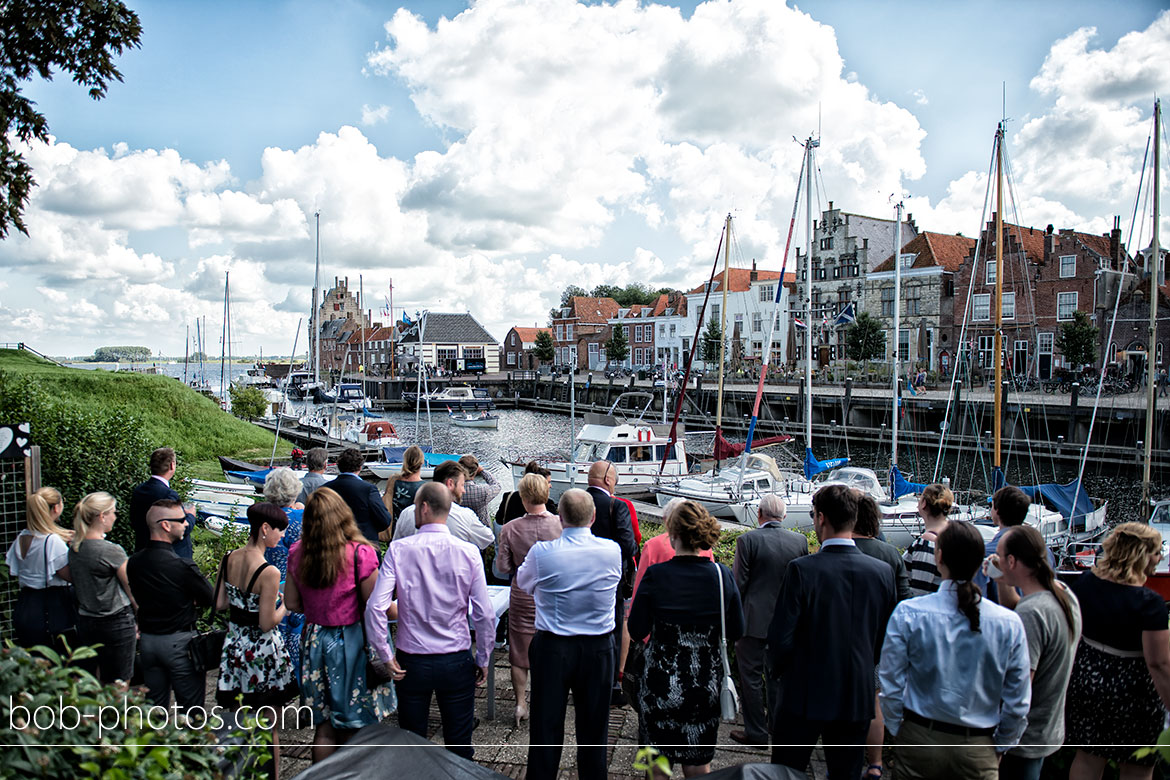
[187,554,228,673]
[354,544,395,690]
[715,562,739,722]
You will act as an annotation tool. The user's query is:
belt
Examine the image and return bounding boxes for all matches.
[905,710,994,738]
[1082,636,1145,658]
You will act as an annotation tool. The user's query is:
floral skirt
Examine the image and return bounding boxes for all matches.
[300,621,396,730]
[637,621,721,766]
[216,622,297,709]
[1065,640,1163,765]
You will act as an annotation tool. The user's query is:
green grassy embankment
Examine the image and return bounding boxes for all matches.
[0,348,292,480]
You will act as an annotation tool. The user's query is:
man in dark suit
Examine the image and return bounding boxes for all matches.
[329,447,392,542]
[731,493,808,747]
[585,460,636,703]
[130,447,195,558]
[768,484,896,779]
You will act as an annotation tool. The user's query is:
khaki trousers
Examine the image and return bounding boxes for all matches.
[892,717,998,780]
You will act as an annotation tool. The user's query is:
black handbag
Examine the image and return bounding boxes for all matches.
[621,636,645,714]
[355,546,394,690]
[187,555,228,673]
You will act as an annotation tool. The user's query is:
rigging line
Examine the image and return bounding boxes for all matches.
[934,133,999,482]
[1073,121,1154,519]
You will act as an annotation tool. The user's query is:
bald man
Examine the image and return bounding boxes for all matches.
[127,500,214,710]
[585,460,636,703]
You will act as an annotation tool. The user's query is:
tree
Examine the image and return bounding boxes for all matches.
[560,285,588,307]
[229,383,268,420]
[533,330,555,363]
[605,324,629,366]
[846,313,886,362]
[700,317,724,364]
[1055,310,1099,370]
[90,345,152,362]
[0,1,143,237]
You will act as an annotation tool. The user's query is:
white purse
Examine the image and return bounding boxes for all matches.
[715,563,740,721]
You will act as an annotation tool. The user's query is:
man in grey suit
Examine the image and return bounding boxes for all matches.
[730,494,809,747]
[296,447,328,504]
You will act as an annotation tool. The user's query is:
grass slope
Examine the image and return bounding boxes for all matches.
[0,348,291,479]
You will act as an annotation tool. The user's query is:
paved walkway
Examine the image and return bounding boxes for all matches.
[268,654,829,779]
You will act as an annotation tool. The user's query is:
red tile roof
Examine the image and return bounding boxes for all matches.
[686,268,791,295]
[511,326,551,343]
[874,231,977,273]
[567,296,620,323]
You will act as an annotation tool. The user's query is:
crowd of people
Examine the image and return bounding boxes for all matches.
[6,443,1170,780]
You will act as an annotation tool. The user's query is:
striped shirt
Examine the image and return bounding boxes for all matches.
[903,534,942,597]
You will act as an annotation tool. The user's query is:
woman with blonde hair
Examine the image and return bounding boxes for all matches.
[5,487,76,650]
[494,472,562,725]
[628,500,744,778]
[1065,522,1170,780]
[284,487,396,762]
[69,492,137,681]
[383,445,425,523]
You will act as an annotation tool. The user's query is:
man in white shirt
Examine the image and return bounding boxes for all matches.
[393,460,493,549]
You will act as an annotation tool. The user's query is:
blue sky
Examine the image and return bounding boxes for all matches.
[4,0,1168,356]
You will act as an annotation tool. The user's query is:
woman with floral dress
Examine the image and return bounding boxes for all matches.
[284,487,396,764]
[216,502,298,779]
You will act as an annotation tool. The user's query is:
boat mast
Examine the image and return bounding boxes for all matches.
[1143,98,1162,513]
[183,324,190,385]
[220,272,229,405]
[993,124,1005,474]
[271,319,301,467]
[312,211,321,386]
[892,201,904,469]
[804,135,818,452]
[714,213,732,469]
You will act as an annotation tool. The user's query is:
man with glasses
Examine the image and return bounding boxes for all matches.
[586,460,636,705]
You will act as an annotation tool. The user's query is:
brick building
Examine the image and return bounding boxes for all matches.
[502,326,552,371]
[311,277,369,369]
[551,296,619,371]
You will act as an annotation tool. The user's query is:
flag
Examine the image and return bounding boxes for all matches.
[794,317,806,329]
[401,312,412,324]
[833,302,857,327]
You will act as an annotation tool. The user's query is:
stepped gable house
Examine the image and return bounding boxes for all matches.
[312,277,370,372]
[864,231,976,373]
[503,326,553,371]
[551,296,620,371]
[794,203,918,362]
[950,216,1127,380]
[396,312,499,374]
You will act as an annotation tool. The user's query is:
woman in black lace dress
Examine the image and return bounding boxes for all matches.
[628,500,744,777]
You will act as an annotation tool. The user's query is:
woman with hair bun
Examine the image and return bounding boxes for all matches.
[69,492,137,681]
[6,487,76,650]
[878,521,1030,779]
[628,500,744,778]
[1064,522,1170,780]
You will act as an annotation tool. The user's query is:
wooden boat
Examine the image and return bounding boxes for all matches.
[448,409,499,429]
[218,455,265,473]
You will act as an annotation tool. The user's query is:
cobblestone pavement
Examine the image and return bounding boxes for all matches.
[268,655,829,779]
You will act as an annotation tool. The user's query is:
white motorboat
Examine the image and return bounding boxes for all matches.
[449,410,499,429]
[189,489,255,519]
[506,392,688,500]
[406,385,494,410]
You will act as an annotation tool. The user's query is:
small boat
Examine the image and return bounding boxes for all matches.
[366,447,459,479]
[448,409,498,429]
[404,385,494,410]
[189,489,255,518]
[189,478,258,496]
[218,455,265,473]
[223,468,338,488]
[346,420,402,447]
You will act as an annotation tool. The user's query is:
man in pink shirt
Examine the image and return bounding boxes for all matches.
[365,482,495,759]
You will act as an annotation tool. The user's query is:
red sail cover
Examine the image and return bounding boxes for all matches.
[712,429,793,460]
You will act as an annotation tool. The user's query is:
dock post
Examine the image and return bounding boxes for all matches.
[844,377,853,426]
[1068,384,1079,443]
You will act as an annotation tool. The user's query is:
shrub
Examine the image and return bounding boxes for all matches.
[0,642,271,778]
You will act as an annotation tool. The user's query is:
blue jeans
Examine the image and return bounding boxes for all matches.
[999,752,1044,780]
[394,650,477,759]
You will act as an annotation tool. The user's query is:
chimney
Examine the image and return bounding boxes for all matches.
[750,259,758,282]
[1044,224,1055,265]
[1111,215,1122,265]
[828,201,834,211]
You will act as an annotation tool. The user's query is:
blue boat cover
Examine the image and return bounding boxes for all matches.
[804,448,850,480]
[989,467,1096,530]
[225,468,273,485]
[890,465,928,499]
[382,446,432,462]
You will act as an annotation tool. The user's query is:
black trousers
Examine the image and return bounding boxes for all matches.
[527,631,614,780]
[771,713,868,780]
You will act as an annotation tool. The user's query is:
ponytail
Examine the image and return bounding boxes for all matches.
[72,492,116,552]
[26,487,71,541]
[938,521,986,633]
[1002,525,1077,639]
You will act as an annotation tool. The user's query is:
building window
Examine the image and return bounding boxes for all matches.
[821,237,833,250]
[985,261,996,285]
[711,304,720,324]
[659,324,666,337]
[978,335,995,368]
[624,326,630,341]
[669,324,676,338]
[506,352,516,366]
[900,253,914,268]
[752,341,762,353]
[588,342,598,356]
[1059,255,1076,278]
[1159,342,1164,366]
[1057,291,1077,320]
[973,293,991,321]
[510,333,516,345]
[556,324,564,341]
[906,288,922,316]
[1002,292,1016,320]
[759,284,775,302]
[898,330,910,361]
[752,312,762,332]
[881,288,894,317]
[566,324,574,339]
